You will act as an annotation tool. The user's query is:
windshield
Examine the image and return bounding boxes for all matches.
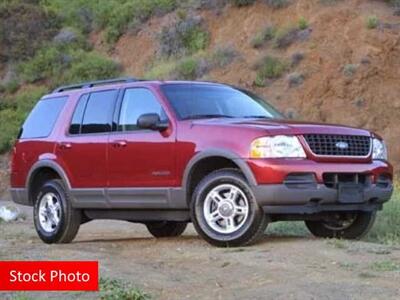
[161,84,283,120]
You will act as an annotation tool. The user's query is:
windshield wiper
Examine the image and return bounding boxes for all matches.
[182,114,235,120]
[242,115,272,119]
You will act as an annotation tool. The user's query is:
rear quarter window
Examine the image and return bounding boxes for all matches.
[20,96,67,139]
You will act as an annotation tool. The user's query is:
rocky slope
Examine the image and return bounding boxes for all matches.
[99,0,400,172]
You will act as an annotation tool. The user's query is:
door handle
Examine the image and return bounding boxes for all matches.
[59,142,72,150]
[112,140,127,148]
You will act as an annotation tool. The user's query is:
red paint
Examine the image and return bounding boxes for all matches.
[10,81,393,190]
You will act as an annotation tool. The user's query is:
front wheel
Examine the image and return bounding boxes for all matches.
[191,169,268,247]
[305,211,376,240]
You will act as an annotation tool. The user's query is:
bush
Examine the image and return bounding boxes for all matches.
[366,189,400,245]
[144,60,177,80]
[18,46,67,83]
[287,72,305,87]
[264,0,291,8]
[103,0,177,44]
[230,0,257,6]
[159,16,210,57]
[0,1,60,61]
[0,86,47,153]
[63,51,121,84]
[254,56,287,86]
[366,16,379,29]
[343,64,358,77]
[18,45,121,87]
[100,278,150,300]
[298,17,309,30]
[251,25,277,48]
[274,27,299,48]
[208,45,238,68]
[174,57,201,80]
[291,52,304,66]
[2,80,20,94]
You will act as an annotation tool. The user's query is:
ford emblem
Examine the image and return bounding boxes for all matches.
[335,141,349,149]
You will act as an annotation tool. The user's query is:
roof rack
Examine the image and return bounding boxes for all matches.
[52,77,139,93]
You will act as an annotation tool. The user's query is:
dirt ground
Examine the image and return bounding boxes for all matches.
[0,197,399,300]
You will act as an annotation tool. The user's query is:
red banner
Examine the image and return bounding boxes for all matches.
[0,261,98,291]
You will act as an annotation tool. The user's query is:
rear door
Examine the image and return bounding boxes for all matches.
[56,90,118,189]
[107,87,176,188]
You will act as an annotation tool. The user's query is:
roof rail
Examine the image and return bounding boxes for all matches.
[52,77,139,93]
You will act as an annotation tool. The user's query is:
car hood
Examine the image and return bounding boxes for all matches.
[191,118,372,136]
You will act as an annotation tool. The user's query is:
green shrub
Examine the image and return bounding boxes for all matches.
[18,45,121,87]
[208,45,238,68]
[3,80,20,94]
[274,27,299,48]
[366,15,379,29]
[230,0,257,6]
[63,51,121,84]
[0,86,47,153]
[41,0,177,43]
[159,16,210,57]
[103,0,177,44]
[0,109,22,153]
[251,25,277,48]
[255,56,287,86]
[366,189,400,245]
[175,57,200,80]
[0,1,60,61]
[343,64,358,77]
[18,46,66,83]
[144,60,177,80]
[298,17,309,30]
[100,278,150,300]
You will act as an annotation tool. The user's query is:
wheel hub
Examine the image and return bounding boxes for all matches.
[218,201,234,217]
[38,192,61,233]
[203,184,250,234]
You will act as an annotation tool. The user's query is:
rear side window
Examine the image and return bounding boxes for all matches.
[118,88,167,131]
[20,96,67,139]
[69,94,89,134]
[77,90,118,134]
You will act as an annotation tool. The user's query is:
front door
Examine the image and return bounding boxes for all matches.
[107,87,176,190]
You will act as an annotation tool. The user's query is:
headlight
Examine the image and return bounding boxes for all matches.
[250,135,306,158]
[372,138,388,160]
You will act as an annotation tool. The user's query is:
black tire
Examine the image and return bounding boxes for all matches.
[33,179,81,244]
[305,211,376,239]
[191,169,268,247]
[146,221,187,238]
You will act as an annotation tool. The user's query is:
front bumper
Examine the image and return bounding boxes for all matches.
[253,183,393,214]
[246,158,393,214]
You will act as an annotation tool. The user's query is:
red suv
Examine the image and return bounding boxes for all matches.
[10,78,393,247]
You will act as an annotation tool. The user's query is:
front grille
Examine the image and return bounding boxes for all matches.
[303,134,371,157]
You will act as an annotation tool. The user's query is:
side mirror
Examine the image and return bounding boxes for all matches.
[137,113,168,131]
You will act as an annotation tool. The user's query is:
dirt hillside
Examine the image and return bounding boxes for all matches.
[99,0,400,173]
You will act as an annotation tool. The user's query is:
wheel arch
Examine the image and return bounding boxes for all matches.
[26,160,71,205]
[182,149,257,204]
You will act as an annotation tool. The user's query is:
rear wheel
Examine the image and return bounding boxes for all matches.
[191,169,267,247]
[146,221,187,238]
[33,179,81,244]
[305,211,376,239]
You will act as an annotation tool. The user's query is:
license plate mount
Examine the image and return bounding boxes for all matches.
[338,183,365,203]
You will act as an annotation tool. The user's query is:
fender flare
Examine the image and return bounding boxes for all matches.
[181,149,257,193]
[26,160,72,197]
